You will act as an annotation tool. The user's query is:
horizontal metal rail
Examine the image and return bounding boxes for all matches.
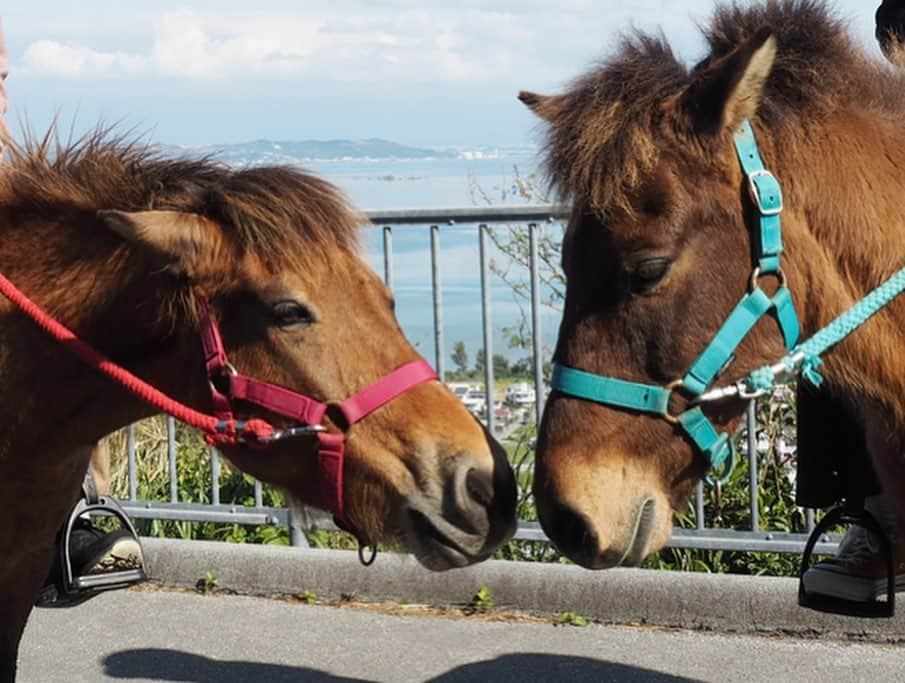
[365,205,569,226]
[116,501,839,557]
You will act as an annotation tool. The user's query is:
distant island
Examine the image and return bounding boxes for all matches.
[177,138,456,164]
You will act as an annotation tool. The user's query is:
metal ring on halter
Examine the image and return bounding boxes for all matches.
[662,379,685,425]
[749,266,787,292]
[358,543,378,567]
[208,361,240,396]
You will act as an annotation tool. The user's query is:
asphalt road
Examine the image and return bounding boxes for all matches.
[18,589,905,682]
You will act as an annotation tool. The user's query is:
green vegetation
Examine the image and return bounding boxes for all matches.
[445,342,536,383]
[468,586,495,613]
[195,570,219,594]
[296,590,317,604]
[556,612,589,627]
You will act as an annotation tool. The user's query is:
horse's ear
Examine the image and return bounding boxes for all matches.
[99,209,225,275]
[680,27,776,137]
[518,91,566,122]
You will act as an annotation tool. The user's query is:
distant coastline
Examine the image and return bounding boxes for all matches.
[169,138,537,166]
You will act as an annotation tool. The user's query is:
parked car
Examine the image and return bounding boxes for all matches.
[462,390,486,416]
[493,401,512,421]
[506,382,536,407]
[446,382,473,401]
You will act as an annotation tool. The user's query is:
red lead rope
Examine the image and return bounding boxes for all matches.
[0,270,266,443]
[0,270,438,524]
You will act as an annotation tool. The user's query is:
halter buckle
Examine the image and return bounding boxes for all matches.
[747,169,783,216]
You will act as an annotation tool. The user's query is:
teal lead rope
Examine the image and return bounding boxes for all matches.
[745,264,905,393]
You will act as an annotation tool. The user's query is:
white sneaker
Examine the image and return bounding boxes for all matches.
[802,495,905,602]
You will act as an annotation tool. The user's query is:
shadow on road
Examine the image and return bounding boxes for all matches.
[103,648,701,682]
[428,653,700,682]
[103,649,362,682]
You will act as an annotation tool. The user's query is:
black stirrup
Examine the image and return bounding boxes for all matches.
[36,471,147,608]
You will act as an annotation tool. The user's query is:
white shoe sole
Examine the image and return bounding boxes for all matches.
[802,566,905,602]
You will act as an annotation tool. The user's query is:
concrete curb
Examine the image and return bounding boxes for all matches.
[143,538,905,642]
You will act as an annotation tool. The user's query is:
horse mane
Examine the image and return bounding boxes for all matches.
[0,127,363,267]
[538,0,904,215]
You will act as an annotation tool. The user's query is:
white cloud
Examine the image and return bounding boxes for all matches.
[23,39,146,77]
[17,1,883,84]
[20,7,535,82]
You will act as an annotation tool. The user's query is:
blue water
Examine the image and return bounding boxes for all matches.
[306,152,563,366]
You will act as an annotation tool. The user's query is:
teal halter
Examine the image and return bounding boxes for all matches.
[552,120,800,484]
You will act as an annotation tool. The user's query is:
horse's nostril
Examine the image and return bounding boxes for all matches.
[465,467,494,509]
[549,504,598,564]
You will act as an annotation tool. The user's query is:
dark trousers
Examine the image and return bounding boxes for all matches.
[795,383,879,509]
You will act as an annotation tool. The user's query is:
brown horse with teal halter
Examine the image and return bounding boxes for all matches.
[523,0,905,570]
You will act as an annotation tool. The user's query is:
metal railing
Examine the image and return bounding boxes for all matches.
[114,206,837,557]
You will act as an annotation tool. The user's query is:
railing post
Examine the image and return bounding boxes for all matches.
[167,416,178,503]
[529,222,545,427]
[747,399,759,531]
[210,449,221,506]
[430,225,445,379]
[127,424,137,502]
[382,226,393,288]
[479,224,495,433]
[288,507,310,548]
[696,481,705,530]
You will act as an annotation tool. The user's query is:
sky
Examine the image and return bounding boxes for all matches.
[2,1,883,148]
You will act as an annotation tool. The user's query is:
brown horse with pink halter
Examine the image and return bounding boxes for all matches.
[0,133,516,680]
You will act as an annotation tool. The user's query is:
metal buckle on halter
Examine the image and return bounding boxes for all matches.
[693,379,764,405]
[256,425,328,443]
[747,169,783,217]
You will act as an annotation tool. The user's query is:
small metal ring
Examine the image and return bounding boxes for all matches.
[662,379,684,425]
[358,543,378,567]
[749,266,787,292]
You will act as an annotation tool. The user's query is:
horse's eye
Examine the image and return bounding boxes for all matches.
[631,258,671,293]
[272,301,315,327]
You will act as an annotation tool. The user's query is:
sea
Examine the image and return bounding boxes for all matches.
[294,150,564,369]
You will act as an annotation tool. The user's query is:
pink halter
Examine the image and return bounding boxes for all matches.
[197,297,438,522]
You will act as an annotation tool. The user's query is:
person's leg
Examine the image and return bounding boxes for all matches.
[797,382,905,602]
[88,439,110,496]
[800,392,905,603]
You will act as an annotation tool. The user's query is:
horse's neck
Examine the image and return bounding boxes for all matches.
[783,111,905,418]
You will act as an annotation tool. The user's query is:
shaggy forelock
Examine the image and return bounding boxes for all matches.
[538,0,905,215]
